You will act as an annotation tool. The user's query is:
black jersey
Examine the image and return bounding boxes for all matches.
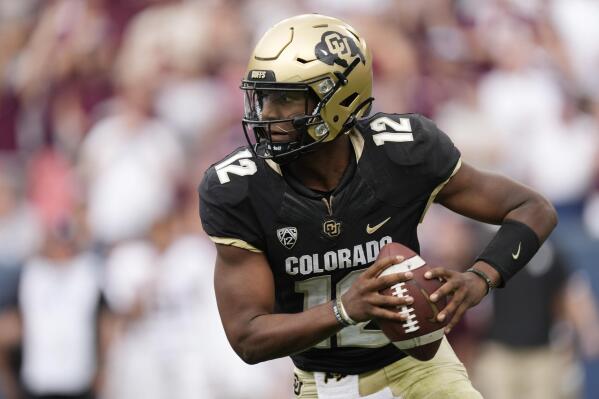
[199,113,461,374]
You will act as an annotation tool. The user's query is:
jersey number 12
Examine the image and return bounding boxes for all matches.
[215,149,257,184]
[370,116,414,146]
[296,270,390,349]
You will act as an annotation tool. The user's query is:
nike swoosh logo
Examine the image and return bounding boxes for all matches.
[366,217,391,234]
[512,242,522,260]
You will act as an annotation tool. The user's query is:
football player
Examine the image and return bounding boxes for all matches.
[199,14,557,399]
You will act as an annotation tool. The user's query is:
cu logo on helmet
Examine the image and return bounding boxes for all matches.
[315,31,365,68]
[325,33,350,57]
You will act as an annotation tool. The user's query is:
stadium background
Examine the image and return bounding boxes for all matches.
[0,0,598,398]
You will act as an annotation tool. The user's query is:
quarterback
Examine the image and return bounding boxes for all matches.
[199,14,557,398]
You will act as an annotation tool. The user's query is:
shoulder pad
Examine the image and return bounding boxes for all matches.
[354,112,460,206]
[199,147,277,251]
[357,112,457,168]
[199,147,261,207]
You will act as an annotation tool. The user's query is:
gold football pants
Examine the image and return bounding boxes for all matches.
[293,337,482,398]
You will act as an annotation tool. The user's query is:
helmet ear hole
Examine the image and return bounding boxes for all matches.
[333,115,339,122]
[339,92,359,107]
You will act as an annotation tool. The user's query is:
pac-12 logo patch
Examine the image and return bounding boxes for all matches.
[277,227,298,249]
[314,31,365,68]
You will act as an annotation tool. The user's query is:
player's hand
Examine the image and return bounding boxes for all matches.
[424,267,488,333]
[340,255,414,323]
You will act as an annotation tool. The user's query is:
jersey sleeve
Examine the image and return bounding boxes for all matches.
[199,164,265,253]
[387,113,461,191]
[408,114,461,219]
[358,113,461,215]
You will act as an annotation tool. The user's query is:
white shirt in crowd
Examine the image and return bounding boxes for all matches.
[19,253,103,395]
[80,115,184,244]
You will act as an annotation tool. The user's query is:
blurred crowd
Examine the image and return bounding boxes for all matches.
[0,0,598,398]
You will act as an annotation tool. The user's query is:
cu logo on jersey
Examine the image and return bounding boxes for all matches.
[315,31,365,68]
[277,227,298,249]
[323,219,341,238]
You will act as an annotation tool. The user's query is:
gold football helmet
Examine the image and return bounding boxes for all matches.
[241,14,373,163]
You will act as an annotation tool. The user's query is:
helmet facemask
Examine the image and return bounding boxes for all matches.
[241,82,327,164]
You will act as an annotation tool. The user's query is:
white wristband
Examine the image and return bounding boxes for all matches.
[336,297,357,326]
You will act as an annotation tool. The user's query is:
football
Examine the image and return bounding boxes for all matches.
[376,242,448,361]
